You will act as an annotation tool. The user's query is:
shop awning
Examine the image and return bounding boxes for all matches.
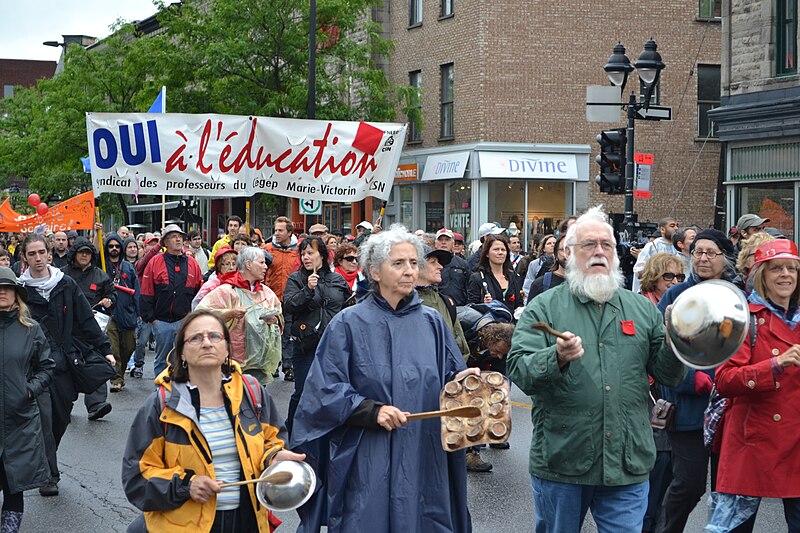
[421,151,470,181]
[478,152,581,180]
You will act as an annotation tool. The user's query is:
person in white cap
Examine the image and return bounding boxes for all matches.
[139,224,203,378]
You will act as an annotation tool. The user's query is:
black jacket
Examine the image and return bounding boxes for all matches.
[283,268,351,356]
[61,237,116,311]
[0,310,55,493]
[24,274,113,373]
[467,268,524,310]
[439,255,470,306]
[104,233,140,331]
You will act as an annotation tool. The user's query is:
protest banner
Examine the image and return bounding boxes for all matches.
[86,113,407,202]
[0,191,95,233]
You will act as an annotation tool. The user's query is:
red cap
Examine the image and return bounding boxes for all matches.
[214,245,237,264]
[753,239,800,266]
[453,232,464,243]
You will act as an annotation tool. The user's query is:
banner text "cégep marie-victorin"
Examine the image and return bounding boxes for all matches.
[86,113,407,202]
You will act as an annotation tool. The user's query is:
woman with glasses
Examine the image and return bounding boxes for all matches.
[283,237,352,435]
[639,253,686,305]
[655,229,738,532]
[122,310,304,532]
[192,246,238,309]
[705,239,800,531]
[332,243,363,292]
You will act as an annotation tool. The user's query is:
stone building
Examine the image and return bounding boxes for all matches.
[710,0,799,242]
[378,0,723,245]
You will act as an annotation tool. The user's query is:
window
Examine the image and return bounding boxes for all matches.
[408,71,422,143]
[697,64,721,138]
[777,0,797,76]
[440,63,454,139]
[2,85,13,98]
[441,0,454,18]
[409,0,422,26]
[639,78,660,105]
[698,0,721,19]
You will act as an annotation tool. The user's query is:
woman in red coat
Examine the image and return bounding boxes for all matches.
[706,239,800,532]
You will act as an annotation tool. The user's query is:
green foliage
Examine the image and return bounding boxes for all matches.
[0,0,396,218]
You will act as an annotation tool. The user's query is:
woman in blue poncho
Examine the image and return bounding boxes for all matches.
[291,227,476,533]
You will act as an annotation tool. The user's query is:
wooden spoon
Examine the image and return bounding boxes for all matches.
[311,239,319,274]
[532,322,570,340]
[218,471,293,489]
[406,406,481,421]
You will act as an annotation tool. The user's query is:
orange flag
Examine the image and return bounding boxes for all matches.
[0,191,95,233]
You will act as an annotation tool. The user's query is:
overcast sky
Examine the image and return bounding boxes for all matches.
[0,0,160,62]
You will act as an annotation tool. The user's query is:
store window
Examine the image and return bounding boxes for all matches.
[487,180,525,238]
[526,181,567,241]
[738,183,795,241]
[395,185,414,230]
[440,63,454,140]
[448,181,471,242]
[421,183,445,232]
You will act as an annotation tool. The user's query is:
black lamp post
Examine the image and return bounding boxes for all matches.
[603,40,665,238]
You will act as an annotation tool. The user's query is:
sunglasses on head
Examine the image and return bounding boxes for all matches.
[661,272,685,282]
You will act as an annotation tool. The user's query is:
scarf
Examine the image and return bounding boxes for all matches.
[19,265,64,301]
[748,290,800,329]
[222,271,262,292]
[335,265,359,288]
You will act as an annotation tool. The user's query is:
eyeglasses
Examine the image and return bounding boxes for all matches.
[219,261,237,269]
[343,256,358,262]
[184,331,225,346]
[692,249,720,259]
[107,244,121,249]
[575,240,615,253]
[766,264,800,274]
[661,272,686,282]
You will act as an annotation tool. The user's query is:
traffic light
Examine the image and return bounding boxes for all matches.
[595,128,626,194]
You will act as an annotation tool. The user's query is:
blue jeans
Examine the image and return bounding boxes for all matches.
[531,476,649,533]
[153,320,180,378]
[706,493,800,532]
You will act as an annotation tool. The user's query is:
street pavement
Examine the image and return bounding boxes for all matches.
[21,351,789,532]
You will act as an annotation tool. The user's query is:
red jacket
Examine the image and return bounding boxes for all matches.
[714,303,800,498]
[140,253,203,323]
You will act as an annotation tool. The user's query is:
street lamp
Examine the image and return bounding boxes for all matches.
[601,39,666,238]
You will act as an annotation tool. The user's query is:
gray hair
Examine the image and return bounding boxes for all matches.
[689,253,737,281]
[236,246,264,271]
[565,206,616,248]
[359,226,424,286]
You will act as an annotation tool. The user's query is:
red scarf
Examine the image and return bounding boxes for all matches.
[222,271,261,292]
[335,265,359,287]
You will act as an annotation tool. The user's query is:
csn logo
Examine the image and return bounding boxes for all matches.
[381,135,395,152]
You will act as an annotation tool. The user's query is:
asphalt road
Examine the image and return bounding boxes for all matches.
[20,351,789,532]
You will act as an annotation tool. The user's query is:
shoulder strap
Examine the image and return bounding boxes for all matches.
[159,385,168,435]
[240,374,262,418]
[749,313,757,349]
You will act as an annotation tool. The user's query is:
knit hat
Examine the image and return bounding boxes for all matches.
[689,229,735,258]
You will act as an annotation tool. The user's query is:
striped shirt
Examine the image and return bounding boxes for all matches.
[199,406,241,510]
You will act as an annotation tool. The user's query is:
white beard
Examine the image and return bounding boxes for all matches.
[566,253,624,303]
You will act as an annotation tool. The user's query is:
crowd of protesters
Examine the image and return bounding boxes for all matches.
[0,208,797,533]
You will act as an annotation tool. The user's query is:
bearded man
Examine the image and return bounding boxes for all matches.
[507,206,686,533]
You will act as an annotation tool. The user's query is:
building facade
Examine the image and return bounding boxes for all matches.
[0,59,55,99]
[381,0,723,246]
[709,0,799,243]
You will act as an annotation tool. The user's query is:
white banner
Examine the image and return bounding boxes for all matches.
[86,113,407,201]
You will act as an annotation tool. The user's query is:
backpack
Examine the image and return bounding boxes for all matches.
[457,301,514,347]
[158,373,262,435]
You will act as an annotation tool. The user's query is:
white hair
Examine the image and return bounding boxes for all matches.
[236,246,264,271]
[359,226,423,285]
[564,206,616,248]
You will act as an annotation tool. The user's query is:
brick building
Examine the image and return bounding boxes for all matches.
[379,0,723,245]
[710,0,799,242]
[0,59,56,99]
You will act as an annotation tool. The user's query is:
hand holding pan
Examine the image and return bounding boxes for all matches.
[218,471,293,489]
[406,405,481,421]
